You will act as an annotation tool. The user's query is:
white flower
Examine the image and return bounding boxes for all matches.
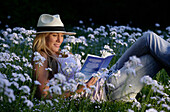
[6,28,12,32]
[75,72,85,79]
[87,27,93,32]
[141,76,167,96]
[54,73,66,83]
[10,81,19,89]
[2,31,8,37]
[155,23,160,27]
[132,99,141,110]
[78,36,86,42]
[145,108,157,112]
[75,54,82,60]
[62,83,70,91]
[0,52,12,62]
[88,34,95,39]
[146,104,152,107]
[19,85,30,94]
[124,56,142,76]
[162,104,170,110]
[69,83,77,92]
[107,83,115,89]
[129,84,132,88]
[68,79,76,84]
[104,45,113,52]
[49,85,62,95]
[65,36,76,44]
[79,46,85,50]
[0,72,7,79]
[64,45,71,51]
[100,50,112,58]
[81,59,85,63]
[0,78,11,87]
[128,38,136,43]
[140,76,152,85]
[21,96,28,101]
[33,52,46,67]
[24,100,34,109]
[24,73,32,82]
[54,99,59,103]
[79,20,83,24]
[12,73,25,82]
[81,52,85,56]
[4,88,16,102]
[127,109,134,112]
[92,72,101,78]
[45,67,52,71]
[46,100,54,106]
[60,49,69,55]
[34,80,41,85]
[2,44,10,48]
[40,101,45,105]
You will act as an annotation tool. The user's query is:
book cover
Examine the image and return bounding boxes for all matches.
[80,54,114,80]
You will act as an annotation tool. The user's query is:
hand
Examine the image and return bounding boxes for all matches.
[86,76,98,88]
[76,76,98,93]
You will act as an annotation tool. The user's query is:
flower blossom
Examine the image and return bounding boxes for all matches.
[19,85,30,94]
[33,52,46,67]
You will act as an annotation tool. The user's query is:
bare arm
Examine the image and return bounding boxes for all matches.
[33,54,51,99]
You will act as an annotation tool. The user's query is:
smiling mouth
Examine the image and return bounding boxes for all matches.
[54,44,60,48]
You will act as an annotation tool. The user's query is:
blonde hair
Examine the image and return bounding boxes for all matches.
[32,33,59,78]
[33,33,51,55]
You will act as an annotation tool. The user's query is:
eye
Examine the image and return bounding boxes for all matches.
[52,34,58,37]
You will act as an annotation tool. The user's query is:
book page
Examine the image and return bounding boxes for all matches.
[80,55,104,80]
[80,54,114,80]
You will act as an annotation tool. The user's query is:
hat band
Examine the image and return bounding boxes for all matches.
[37,26,65,32]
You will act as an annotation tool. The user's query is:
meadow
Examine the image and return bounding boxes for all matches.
[0,20,170,112]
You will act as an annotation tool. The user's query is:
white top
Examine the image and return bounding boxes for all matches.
[57,54,107,102]
[57,54,81,81]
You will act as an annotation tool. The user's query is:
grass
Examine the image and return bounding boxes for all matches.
[0,23,170,112]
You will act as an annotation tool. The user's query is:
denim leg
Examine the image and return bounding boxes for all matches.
[107,54,162,101]
[110,32,170,75]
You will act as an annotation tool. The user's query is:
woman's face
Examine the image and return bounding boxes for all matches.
[46,33,64,54]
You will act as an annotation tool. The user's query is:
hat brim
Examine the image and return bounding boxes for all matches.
[35,31,76,35]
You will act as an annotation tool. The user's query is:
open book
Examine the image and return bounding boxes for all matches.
[80,54,114,80]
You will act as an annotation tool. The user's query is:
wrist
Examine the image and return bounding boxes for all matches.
[86,82,91,88]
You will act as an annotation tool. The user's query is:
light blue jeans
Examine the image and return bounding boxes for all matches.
[106,32,170,101]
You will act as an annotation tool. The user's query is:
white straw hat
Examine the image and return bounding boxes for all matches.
[36,14,76,35]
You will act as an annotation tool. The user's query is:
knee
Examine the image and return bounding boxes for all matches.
[142,32,159,45]
[143,32,158,40]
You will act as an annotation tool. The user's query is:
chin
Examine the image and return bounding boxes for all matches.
[51,49,59,53]
[55,49,60,52]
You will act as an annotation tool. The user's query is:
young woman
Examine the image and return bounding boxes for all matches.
[32,14,170,101]
[32,14,98,99]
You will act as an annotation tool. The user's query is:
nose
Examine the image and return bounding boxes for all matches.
[56,34,62,42]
